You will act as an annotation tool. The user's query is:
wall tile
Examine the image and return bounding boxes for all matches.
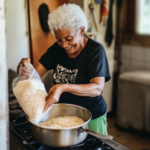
[145,62,150,70]
[120,59,131,73]
[144,48,150,62]
[131,60,144,71]
[121,45,131,59]
[131,47,145,61]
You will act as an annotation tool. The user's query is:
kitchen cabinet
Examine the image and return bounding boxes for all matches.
[117,70,150,133]
[28,0,69,64]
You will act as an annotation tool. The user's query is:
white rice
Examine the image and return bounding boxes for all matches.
[13,79,48,124]
[38,116,85,129]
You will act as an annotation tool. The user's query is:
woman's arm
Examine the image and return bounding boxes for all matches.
[62,77,105,97]
[43,76,105,111]
[34,61,48,77]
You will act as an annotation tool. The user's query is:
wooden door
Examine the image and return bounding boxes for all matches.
[28,0,69,64]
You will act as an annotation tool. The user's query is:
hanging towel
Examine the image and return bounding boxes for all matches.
[105,0,114,47]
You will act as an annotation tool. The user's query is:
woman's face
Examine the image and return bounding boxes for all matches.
[54,28,84,58]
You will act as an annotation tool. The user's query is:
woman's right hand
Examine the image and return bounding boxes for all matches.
[43,84,64,112]
[17,58,30,74]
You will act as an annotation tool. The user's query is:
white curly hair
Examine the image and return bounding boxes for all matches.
[48,3,88,35]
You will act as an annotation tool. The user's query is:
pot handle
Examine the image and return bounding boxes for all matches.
[80,128,113,140]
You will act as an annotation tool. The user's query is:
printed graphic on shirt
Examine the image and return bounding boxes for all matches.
[53,64,78,84]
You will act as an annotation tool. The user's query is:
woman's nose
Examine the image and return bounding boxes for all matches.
[61,40,68,48]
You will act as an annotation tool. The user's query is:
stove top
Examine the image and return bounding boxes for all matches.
[9,108,129,150]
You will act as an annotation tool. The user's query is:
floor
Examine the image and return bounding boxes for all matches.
[107,115,150,150]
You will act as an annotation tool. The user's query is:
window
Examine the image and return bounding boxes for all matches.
[135,0,150,35]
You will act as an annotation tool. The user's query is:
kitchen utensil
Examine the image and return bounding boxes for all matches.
[100,0,109,25]
[89,3,99,32]
[27,103,113,147]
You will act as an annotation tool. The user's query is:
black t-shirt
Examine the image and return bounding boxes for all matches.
[39,37,111,119]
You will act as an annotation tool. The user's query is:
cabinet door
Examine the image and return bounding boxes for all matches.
[28,0,68,64]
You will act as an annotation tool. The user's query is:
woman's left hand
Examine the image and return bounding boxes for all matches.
[43,84,63,112]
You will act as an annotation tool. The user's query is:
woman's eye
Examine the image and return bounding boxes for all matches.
[66,38,73,41]
[57,39,62,42]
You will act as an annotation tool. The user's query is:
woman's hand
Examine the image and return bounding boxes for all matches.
[17,58,30,74]
[17,58,48,78]
[43,84,64,112]
[17,58,32,80]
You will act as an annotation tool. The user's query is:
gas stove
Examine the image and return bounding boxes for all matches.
[9,107,129,150]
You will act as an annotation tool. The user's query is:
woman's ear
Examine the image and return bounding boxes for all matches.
[80,27,85,37]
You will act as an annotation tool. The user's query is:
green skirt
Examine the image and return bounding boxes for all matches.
[88,113,107,135]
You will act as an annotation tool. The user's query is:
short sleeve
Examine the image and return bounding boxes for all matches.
[87,45,111,82]
[39,43,57,70]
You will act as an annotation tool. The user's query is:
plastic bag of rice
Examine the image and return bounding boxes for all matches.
[12,63,51,124]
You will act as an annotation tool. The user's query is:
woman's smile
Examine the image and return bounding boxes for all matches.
[65,45,73,51]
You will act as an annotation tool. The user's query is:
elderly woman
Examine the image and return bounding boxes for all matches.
[18,4,110,135]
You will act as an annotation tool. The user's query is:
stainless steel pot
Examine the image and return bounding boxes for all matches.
[28,103,113,148]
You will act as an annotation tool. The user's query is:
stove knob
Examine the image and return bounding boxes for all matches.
[23,141,27,145]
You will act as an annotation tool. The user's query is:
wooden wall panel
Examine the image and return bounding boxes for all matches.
[28,0,69,64]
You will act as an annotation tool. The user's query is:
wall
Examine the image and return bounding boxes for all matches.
[120,45,150,73]
[0,0,9,149]
[69,0,83,9]
[6,0,29,72]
